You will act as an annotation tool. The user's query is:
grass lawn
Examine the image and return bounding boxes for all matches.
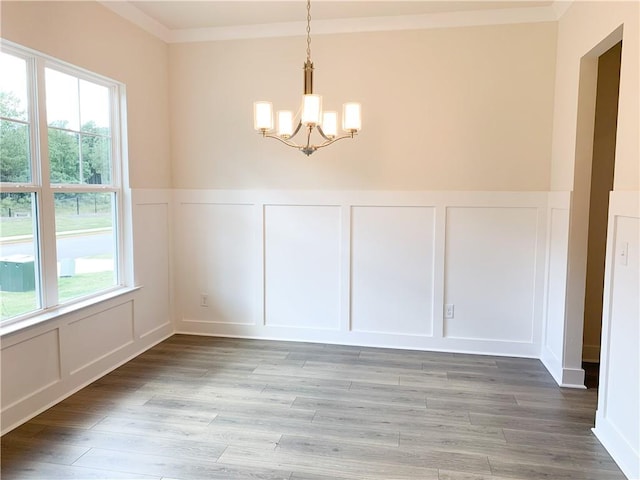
[1,271,115,321]
[1,214,111,238]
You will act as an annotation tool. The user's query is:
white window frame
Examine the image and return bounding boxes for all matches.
[1,40,130,329]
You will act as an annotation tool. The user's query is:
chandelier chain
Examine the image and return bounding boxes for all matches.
[306,0,312,62]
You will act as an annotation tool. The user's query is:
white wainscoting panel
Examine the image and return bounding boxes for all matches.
[594,191,640,480]
[545,207,571,358]
[177,203,257,328]
[133,202,172,338]
[264,205,342,330]
[444,207,539,343]
[351,206,435,336]
[540,192,571,385]
[1,189,174,435]
[604,215,639,458]
[0,329,60,409]
[66,302,135,375]
[173,190,548,356]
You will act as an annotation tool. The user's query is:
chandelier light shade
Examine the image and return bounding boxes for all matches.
[343,103,362,132]
[253,0,361,156]
[322,111,338,138]
[278,111,294,137]
[254,101,274,131]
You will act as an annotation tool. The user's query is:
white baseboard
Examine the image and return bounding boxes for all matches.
[560,367,586,388]
[541,348,586,388]
[174,326,541,358]
[594,413,640,480]
[541,347,563,385]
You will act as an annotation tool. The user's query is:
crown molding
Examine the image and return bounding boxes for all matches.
[552,1,574,20]
[99,1,173,42]
[99,1,572,44]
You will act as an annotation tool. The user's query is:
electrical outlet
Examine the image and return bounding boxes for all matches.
[444,304,454,319]
[200,294,209,307]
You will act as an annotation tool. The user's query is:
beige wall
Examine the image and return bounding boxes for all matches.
[0,1,172,189]
[170,22,557,190]
[550,1,639,192]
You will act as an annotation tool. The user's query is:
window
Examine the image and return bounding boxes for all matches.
[0,42,126,325]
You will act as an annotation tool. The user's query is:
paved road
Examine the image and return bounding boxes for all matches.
[0,233,113,260]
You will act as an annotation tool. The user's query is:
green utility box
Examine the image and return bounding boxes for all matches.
[0,255,36,292]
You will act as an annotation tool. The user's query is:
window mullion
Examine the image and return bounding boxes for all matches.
[113,85,127,287]
[34,56,59,309]
[50,185,118,193]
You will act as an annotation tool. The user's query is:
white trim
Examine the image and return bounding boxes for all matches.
[540,191,571,386]
[551,1,574,20]
[98,0,172,43]
[559,367,586,389]
[100,2,565,44]
[175,189,548,207]
[541,346,562,385]
[0,286,139,338]
[593,419,640,480]
[341,206,352,333]
[174,328,542,359]
[541,354,586,389]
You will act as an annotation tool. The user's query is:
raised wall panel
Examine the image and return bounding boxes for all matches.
[178,203,256,325]
[1,330,60,408]
[173,190,548,356]
[134,203,171,337]
[594,192,640,480]
[545,207,570,361]
[264,205,341,330]
[66,302,134,375]
[603,215,639,462]
[444,207,538,342]
[351,206,435,336]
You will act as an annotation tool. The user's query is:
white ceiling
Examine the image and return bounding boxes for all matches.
[100,0,571,42]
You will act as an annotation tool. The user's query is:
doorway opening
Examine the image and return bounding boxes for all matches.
[582,41,622,389]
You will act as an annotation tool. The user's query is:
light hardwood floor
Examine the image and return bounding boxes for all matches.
[1,335,626,479]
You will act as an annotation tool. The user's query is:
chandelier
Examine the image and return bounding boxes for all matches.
[253,0,361,156]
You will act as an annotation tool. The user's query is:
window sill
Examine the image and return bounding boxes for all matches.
[0,286,141,338]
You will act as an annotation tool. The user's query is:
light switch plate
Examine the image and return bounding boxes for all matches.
[619,242,629,266]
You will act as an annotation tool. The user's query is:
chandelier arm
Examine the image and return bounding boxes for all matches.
[316,125,332,142]
[259,130,355,155]
[290,120,304,139]
[261,132,306,150]
[314,132,356,150]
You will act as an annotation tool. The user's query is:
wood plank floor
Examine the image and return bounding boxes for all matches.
[1,335,626,480]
